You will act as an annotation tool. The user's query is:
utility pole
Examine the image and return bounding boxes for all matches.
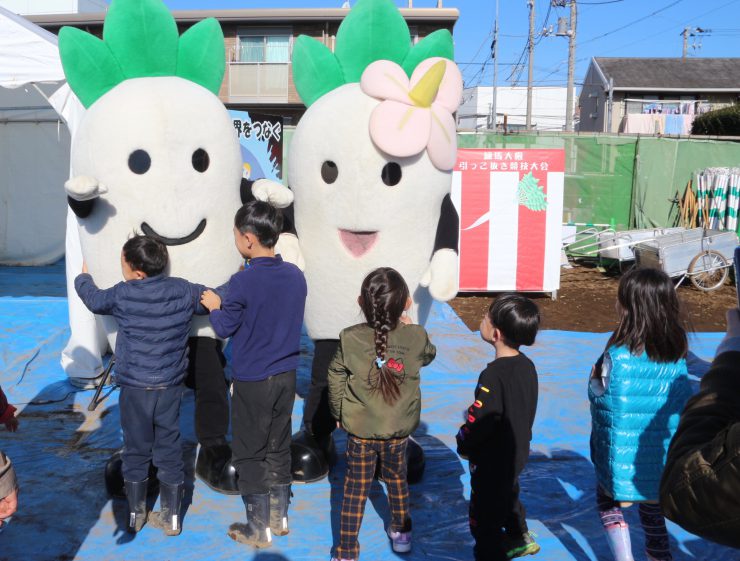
[565,0,577,132]
[682,26,709,59]
[491,0,499,130]
[526,0,535,130]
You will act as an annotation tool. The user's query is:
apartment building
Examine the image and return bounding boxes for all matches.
[29,7,459,124]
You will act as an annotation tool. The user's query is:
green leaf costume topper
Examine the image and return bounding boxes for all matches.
[292,0,455,107]
[58,0,226,108]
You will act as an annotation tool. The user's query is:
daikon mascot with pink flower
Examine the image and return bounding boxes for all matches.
[263,0,463,482]
[277,0,462,340]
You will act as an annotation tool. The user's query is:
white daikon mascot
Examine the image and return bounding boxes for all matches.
[59,0,264,495]
[276,0,462,482]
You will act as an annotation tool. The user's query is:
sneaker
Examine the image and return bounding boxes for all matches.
[506,531,541,558]
[387,528,412,553]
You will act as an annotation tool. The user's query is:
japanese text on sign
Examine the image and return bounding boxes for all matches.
[233,119,282,143]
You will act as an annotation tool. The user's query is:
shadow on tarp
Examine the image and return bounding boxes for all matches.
[522,449,731,561]
[0,260,66,298]
[327,422,469,560]
[0,385,121,561]
[0,271,736,560]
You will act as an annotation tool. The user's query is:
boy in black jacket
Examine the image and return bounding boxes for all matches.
[456,295,541,561]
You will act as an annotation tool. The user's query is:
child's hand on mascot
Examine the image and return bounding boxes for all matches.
[81,261,88,274]
[252,179,294,209]
[419,249,459,301]
[64,176,108,201]
[200,289,222,312]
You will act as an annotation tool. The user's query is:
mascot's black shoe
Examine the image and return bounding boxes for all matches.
[406,436,426,484]
[373,436,425,484]
[105,450,159,499]
[195,443,240,495]
[290,429,336,483]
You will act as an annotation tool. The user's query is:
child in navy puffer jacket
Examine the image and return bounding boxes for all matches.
[76,235,210,537]
[589,268,692,561]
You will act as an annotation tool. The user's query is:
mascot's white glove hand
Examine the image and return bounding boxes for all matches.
[420,248,459,302]
[64,176,108,201]
[252,179,294,209]
[276,233,305,271]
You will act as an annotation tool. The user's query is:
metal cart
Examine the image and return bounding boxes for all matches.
[634,228,739,291]
[563,226,685,270]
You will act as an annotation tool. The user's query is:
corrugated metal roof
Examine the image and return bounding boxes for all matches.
[594,57,740,91]
[28,7,459,27]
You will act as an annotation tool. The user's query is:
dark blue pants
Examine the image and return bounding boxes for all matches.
[119,385,184,485]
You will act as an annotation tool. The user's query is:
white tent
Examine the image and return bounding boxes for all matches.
[0,7,106,379]
[0,5,70,265]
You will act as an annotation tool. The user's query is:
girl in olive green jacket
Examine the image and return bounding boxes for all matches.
[328,267,436,561]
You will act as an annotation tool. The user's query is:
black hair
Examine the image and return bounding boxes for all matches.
[607,267,688,363]
[487,294,540,348]
[359,267,410,405]
[122,235,168,277]
[234,201,283,248]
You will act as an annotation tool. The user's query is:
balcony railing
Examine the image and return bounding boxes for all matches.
[228,62,290,102]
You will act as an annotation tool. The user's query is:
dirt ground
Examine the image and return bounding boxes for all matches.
[449,264,737,333]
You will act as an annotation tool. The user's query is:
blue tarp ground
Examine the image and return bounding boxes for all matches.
[0,261,736,561]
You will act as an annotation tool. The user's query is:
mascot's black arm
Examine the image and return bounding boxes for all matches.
[433,194,459,255]
[67,196,95,218]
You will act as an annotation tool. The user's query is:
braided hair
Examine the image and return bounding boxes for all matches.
[359,267,410,405]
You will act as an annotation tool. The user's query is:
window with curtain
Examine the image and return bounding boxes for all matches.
[237,30,291,63]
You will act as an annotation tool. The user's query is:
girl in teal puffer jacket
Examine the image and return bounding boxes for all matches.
[589,268,692,561]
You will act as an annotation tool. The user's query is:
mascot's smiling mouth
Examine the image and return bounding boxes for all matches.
[339,229,378,258]
[141,219,207,246]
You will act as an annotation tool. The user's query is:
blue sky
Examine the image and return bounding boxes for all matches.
[163,0,740,91]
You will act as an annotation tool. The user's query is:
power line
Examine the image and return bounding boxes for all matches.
[579,0,687,46]
[581,0,740,58]
[578,0,625,4]
[508,0,553,85]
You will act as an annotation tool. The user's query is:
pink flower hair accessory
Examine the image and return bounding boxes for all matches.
[360,57,463,171]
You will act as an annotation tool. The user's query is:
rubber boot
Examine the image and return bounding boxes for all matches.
[605,523,635,561]
[124,479,148,533]
[195,443,239,495]
[269,484,291,536]
[228,493,272,548]
[149,481,183,536]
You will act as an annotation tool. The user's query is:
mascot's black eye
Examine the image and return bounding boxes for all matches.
[192,148,210,173]
[321,161,338,184]
[128,149,151,175]
[381,162,402,186]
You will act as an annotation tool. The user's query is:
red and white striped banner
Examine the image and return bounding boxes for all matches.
[451,148,565,293]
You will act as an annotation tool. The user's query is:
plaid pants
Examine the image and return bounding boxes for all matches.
[336,435,411,560]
